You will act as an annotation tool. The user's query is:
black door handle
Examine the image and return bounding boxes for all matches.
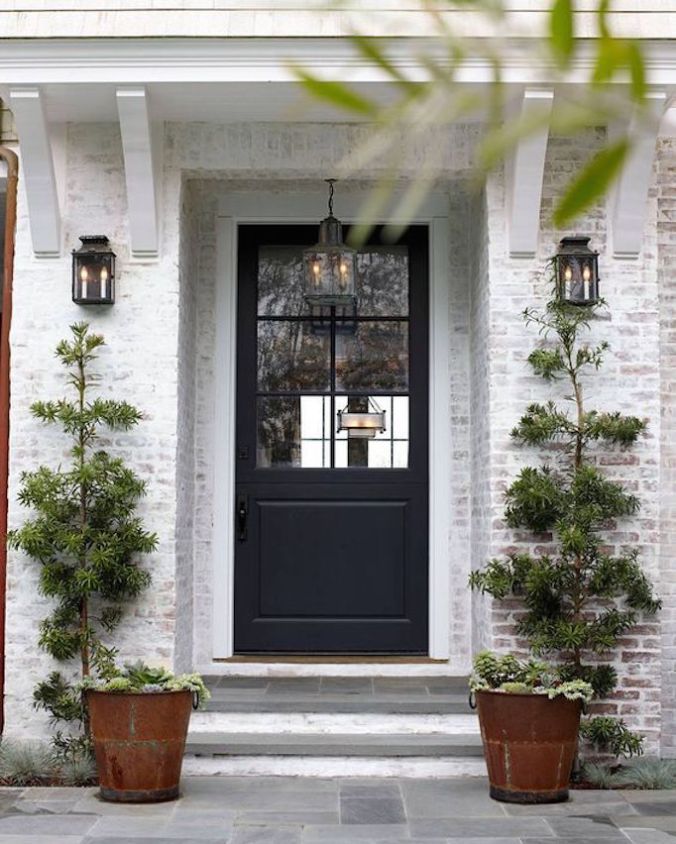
[237,493,248,541]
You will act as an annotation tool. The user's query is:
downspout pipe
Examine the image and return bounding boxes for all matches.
[0,147,18,734]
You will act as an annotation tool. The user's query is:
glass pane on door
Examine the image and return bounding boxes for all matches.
[255,241,411,469]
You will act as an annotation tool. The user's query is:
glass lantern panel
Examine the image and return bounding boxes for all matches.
[75,256,113,301]
[304,247,356,305]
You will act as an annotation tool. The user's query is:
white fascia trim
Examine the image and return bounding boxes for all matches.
[1,39,676,87]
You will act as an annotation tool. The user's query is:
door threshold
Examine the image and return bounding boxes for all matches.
[219,655,445,664]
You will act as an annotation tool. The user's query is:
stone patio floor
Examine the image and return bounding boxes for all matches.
[0,776,674,843]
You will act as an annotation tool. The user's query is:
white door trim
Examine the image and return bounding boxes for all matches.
[212,189,451,661]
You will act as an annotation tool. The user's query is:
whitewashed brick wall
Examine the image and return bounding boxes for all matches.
[5,123,185,736]
[657,137,676,757]
[479,130,663,754]
[2,119,670,753]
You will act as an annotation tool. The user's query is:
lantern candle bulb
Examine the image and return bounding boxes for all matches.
[79,266,88,299]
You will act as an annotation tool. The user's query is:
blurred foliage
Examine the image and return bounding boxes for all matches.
[294,1,655,235]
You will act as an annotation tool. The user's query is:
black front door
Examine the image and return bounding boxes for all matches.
[234,224,429,653]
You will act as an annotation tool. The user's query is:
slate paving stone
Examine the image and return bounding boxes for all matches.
[610,815,676,832]
[545,816,629,837]
[521,840,621,844]
[235,811,338,825]
[0,815,97,835]
[88,816,232,838]
[0,837,85,844]
[621,789,676,803]
[210,677,270,690]
[339,782,401,799]
[630,801,676,816]
[408,816,553,837]
[231,826,300,844]
[301,823,409,842]
[82,839,227,844]
[265,680,321,696]
[402,779,506,818]
[340,796,406,825]
[503,799,637,817]
[71,794,175,816]
[319,678,374,694]
[0,777,671,843]
[623,831,676,844]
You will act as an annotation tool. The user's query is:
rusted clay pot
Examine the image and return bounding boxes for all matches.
[87,689,192,803]
[476,690,582,804]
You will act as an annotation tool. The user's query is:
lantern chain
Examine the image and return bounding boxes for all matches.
[326,178,336,217]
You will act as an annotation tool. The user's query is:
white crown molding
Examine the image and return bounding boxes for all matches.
[0,39,675,88]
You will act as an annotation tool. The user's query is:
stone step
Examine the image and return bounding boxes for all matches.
[182,754,488,778]
[202,675,472,715]
[190,711,479,735]
[186,731,484,758]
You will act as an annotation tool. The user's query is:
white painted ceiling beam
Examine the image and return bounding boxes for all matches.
[116,87,159,259]
[610,91,667,259]
[8,88,61,257]
[507,89,553,258]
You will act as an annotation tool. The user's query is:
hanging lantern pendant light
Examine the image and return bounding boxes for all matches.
[337,397,387,439]
[304,180,357,308]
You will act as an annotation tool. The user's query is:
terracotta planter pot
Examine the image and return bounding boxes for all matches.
[476,690,582,804]
[87,689,192,803]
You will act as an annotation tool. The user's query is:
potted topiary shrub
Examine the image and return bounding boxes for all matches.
[9,324,208,801]
[83,662,209,803]
[470,289,660,797]
[470,651,592,804]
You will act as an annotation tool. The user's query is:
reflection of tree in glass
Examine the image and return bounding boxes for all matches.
[337,323,408,391]
[258,249,306,316]
[258,321,329,392]
[356,249,409,317]
[257,397,301,467]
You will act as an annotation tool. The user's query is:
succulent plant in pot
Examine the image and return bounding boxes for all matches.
[82,662,210,803]
[470,651,593,804]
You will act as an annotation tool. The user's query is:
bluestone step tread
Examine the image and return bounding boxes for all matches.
[186,732,484,758]
[202,676,472,714]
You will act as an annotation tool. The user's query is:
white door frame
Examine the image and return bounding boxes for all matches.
[212,189,451,660]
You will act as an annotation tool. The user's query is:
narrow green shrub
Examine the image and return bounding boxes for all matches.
[470,294,660,759]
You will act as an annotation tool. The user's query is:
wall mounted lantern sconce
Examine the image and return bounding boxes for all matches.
[304,179,357,310]
[72,236,115,305]
[337,397,386,439]
[554,236,599,306]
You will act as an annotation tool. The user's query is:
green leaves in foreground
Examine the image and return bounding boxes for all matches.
[553,139,630,227]
[292,1,647,228]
